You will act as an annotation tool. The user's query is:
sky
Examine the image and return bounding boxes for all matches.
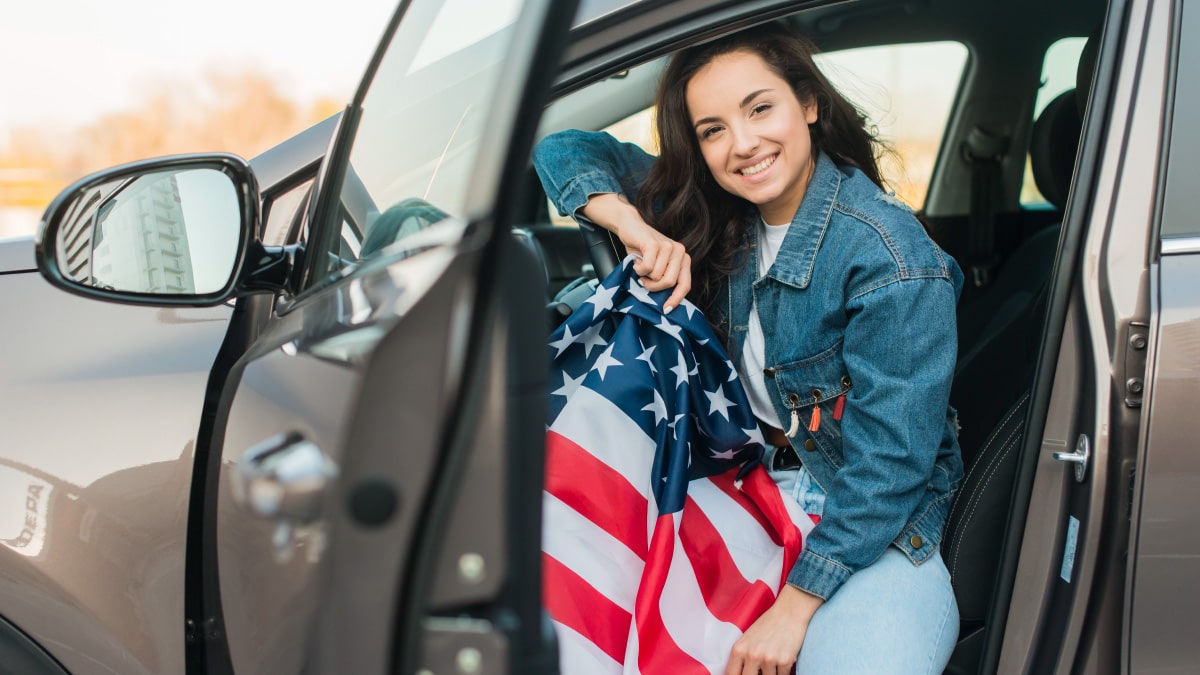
[0,0,398,131]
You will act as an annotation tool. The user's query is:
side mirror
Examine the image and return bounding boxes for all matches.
[35,154,260,306]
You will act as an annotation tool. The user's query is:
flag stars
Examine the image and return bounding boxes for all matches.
[667,413,686,439]
[636,340,657,374]
[551,370,587,399]
[548,324,577,358]
[705,385,736,421]
[585,283,619,318]
[653,316,684,343]
[591,344,623,380]
[709,448,738,460]
[642,390,668,426]
[628,277,655,305]
[670,352,690,389]
[578,323,608,358]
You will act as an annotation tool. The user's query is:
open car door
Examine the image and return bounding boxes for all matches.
[198,0,577,672]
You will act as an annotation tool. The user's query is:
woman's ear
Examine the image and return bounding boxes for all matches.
[803,98,819,124]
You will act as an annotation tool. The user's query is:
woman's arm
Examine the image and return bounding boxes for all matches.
[532,129,691,310]
[788,275,960,599]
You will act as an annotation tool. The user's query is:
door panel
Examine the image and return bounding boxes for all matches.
[206,0,576,672]
[998,0,1164,671]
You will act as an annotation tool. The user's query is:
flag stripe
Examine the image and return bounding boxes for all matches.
[553,621,625,675]
[542,492,641,610]
[543,553,633,664]
[679,493,780,632]
[634,515,712,674]
[546,430,649,558]
[550,386,657,494]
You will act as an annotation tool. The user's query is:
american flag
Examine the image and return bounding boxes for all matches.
[543,257,817,674]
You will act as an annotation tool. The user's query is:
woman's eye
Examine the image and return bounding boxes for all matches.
[752,103,772,116]
[701,126,723,139]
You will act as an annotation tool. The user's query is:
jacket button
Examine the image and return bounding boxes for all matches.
[841,375,852,387]
[764,367,776,379]
[810,388,822,400]
[804,439,816,451]
[787,393,800,405]
[910,535,924,549]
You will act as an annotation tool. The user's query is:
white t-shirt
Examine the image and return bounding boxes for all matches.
[738,218,791,428]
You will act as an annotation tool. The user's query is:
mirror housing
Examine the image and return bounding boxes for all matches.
[35,154,261,307]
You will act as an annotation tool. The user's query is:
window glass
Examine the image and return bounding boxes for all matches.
[816,42,967,209]
[1021,37,1088,206]
[1161,2,1200,238]
[308,0,524,285]
[594,42,968,211]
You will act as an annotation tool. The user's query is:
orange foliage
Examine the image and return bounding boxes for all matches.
[0,68,342,210]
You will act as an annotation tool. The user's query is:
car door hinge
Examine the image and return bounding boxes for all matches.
[1122,321,1150,408]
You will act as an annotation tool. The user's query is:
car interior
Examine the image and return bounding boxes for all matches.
[505,0,1108,672]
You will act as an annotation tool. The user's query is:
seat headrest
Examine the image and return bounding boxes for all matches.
[1029,91,1082,210]
[1075,29,1101,115]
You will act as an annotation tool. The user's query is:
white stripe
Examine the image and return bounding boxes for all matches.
[554,620,625,675]
[687,479,787,584]
[543,492,642,611]
[655,514,745,673]
[550,386,657,494]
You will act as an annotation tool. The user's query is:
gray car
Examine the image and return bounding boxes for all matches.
[0,0,1196,673]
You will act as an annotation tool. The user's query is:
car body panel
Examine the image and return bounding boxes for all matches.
[0,122,336,673]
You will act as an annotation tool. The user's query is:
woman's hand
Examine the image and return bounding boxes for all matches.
[581,193,691,313]
[725,585,824,675]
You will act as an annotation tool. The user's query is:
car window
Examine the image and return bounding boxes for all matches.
[816,42,967,209]
[1160,1,1200,239]
[589,42,968,212]
[306,0,527,287]
[1020,37,1088,206]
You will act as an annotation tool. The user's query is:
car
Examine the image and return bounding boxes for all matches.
[2,0,1197,672]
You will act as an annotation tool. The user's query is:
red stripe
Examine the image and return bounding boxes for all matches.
[545,430,648,558]
[708,469,783,546]
[679,496,779,631]
[543,553,631,664]
[634,515,710,674]
[739,467,806,586]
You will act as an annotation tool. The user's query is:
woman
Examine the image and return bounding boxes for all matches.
[534,23,963,675]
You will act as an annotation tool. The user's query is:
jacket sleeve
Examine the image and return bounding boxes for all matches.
[785,274,959,599]
[532,129,657,228]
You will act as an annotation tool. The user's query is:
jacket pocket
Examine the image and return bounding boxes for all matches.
[768,341,852,469]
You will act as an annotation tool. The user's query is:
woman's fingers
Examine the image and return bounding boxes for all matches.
[614,214,691,312]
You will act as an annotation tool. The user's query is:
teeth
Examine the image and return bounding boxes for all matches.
[740,155,775,176]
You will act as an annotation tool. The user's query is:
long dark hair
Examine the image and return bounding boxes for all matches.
[635,23,886,321]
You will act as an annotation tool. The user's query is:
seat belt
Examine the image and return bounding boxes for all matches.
[961,125,1010,287]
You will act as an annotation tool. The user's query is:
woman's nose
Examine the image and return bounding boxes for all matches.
[730,124,759,157]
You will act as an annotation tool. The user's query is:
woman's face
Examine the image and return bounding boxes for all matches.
[686,50,819,225]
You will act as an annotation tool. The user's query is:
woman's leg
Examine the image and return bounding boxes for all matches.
[795,547,959,674]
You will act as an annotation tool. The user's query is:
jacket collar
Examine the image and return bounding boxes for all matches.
[750,150,842,290]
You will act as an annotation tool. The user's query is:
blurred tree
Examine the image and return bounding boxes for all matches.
[0,67,343,220]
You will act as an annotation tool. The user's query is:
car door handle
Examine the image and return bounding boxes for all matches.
[232,431,339,523]
[1053,434,1090,483]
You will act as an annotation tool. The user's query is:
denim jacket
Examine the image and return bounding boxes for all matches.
[533,130,964,600]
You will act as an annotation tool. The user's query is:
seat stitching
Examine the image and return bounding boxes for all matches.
[950,429,1022,578]
[955,392,1030,492]
[945,393,1029,553]
[950,427,1020,577]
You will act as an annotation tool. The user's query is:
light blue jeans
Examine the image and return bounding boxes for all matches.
[769,460,959,674]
